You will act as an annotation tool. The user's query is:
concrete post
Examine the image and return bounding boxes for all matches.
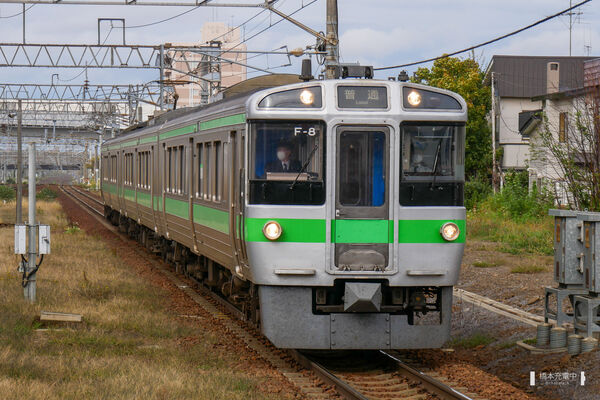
[16,100,23,224]
[24,143,36,302]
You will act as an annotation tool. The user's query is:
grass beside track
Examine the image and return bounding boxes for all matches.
[0,201,293,400]
[467,207,553,256]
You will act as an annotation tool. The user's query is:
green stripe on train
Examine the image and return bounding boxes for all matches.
[159,124,198,140]
[397,219,466,243]
[200,113,246,131]
[101,182,464,243]
[331,219,393,244]
[244,218,465,244]
[245,218,326,243]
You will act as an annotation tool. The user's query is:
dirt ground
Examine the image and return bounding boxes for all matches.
[447,239,600,400]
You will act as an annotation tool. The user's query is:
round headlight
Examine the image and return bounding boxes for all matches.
[299,89,314,105]
[440,222,460,241]
[263,221,282,241]
[407,90,422,106]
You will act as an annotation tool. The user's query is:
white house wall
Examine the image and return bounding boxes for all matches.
[497,97,542,169]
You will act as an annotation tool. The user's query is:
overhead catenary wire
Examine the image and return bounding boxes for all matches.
[220,0,318,57]
[374,0,593,71]
[0,3,34,18]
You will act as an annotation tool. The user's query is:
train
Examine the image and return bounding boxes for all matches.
[101,73,468,349]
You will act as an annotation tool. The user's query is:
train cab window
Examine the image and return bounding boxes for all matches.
[338,131,386,207]
[399,123,465,206]
[249,120,325,205]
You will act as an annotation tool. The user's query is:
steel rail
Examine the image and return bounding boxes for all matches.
[69,185,104,207]
[59,185,103,216]
[382,350,475,400]
[288,350,369,400]
[60,183,485,400]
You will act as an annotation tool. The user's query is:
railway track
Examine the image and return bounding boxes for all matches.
[60,184,490,400]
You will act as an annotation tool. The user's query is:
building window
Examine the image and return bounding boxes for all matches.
[559,112,568,143]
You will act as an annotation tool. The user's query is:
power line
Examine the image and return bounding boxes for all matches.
[374,0,593,71]
[126,5,201,29]
[224,0,319,54]
[0,4,34,18]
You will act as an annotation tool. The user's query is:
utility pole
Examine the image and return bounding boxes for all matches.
[25,143,36,302]
[22,4,26,44]
[325,0,339,80]
[16,100,23,224]
[491,72,498,193]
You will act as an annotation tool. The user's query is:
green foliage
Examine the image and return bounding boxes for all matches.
[65,224,81,234]
[468,180,554,256]
[488,171,554,220]
[411,56,492,181]
[0,185,16,202]
[5,177,15,184]
[37,187,58,201]
[464,176,492,210]
[532,109,600,211]
[449,333,494,349]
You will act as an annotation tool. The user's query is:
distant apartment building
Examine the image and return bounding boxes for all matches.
[165,22,247,108]
[483,55,595,171]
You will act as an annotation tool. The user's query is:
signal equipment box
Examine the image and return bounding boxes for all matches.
[577,212,600,293]
[550,209,585,287]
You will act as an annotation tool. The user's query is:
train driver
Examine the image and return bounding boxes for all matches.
[265,140,302,173]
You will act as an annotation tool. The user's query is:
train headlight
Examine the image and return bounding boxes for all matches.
[440,222,460,242]
[299,89,314,105]
[263,221,283,241]
[407,90,422,106]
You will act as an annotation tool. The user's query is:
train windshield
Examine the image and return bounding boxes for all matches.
[399,123,465,206]
[249,120,326,205]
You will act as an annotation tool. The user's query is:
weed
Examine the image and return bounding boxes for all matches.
[511,265,547,274]
[472,261,498,268]
[449,333,495,349]
[0,185,15,202]
[523,338,537,345]
[65,224,81,234]
[496,341,516,349]
[37,187,58,201]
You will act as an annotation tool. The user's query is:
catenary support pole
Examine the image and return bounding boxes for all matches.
[16,100,23,224]
[24,142,36,303]
[325,0,339,79]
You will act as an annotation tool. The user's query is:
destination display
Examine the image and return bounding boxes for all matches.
[337,86,388,109]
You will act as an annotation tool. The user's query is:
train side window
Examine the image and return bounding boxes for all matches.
[179,145,186,195]
[166,147,172,193]
[214,141,221,202]
[204,143,212,201]
[123,152,134,186]
[196,143,203,198]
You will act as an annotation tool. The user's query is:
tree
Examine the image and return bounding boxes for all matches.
[531,90,600,211]
[411,57,492,181]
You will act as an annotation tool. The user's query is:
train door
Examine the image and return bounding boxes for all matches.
[334,126,391,272]
[229,130,249,273]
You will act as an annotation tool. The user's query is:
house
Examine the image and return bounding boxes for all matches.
[483,55,595,175]
[527,58,600,205]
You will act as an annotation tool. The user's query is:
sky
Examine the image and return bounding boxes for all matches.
[0,0,598,88]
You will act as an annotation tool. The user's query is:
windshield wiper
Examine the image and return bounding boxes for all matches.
[430,139,442,190]
[290,144,319,191]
